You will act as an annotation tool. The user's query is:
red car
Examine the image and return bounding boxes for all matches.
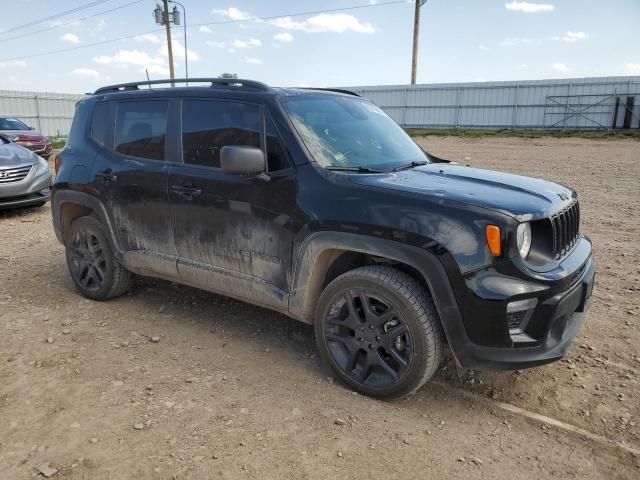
[0,117,53,159]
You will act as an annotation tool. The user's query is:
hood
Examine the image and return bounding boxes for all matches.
[350,163,576,221]
[0,129,46,141]
[0,141,39,168]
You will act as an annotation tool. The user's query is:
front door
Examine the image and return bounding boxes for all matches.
[168,98,296,309]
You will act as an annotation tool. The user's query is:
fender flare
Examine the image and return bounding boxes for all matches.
[289,231,462,326]
[52,189,123,254]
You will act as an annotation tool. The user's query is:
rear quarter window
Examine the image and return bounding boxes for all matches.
[90,102,111,147]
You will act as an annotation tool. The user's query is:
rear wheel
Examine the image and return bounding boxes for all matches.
[315,266,443,399]
[65,216,132,300]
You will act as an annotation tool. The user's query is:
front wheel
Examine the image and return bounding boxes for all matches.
[65,215,132,300]
[315,266,443,399]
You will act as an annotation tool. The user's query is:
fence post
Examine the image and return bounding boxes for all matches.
[455,86,462,128]
[563,82,572,129]
[33,94,42,132]
[512,83,520,129]
[402,87,409,127]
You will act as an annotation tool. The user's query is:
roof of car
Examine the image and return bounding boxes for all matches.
[91,78,360,99]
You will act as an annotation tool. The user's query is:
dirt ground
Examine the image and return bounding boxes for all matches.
[1,136,638,479]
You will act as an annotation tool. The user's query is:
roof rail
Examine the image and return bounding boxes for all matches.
[300,87,360,97]
[93,78,270,95]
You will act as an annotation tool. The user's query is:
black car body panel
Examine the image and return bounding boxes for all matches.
[52,81,594,371]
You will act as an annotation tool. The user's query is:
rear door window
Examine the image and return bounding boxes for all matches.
[115,100,168,160]
[182,100,261,168]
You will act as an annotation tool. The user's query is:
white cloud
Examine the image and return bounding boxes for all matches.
[270,13,375,34]
[243,56,263,65]
[206,40,227,49]
[212,7,254,21]
[72,68,100,78]
[274,32,294,43]
[199,26,212,33]
[505,2,555,13]
[93,49,165,66]
[552,31,588,42]
[61,32,80,44]
[232,38,262,48]
[478,44,489,50]
[96,19,107,32]
[0,60,27,69]
[625,63,640,75]
[157,40,199,61]
[500,37,533,47]
[135,33,162,44]
[146,64,170,76]
[71,68,108,80]
[551,63,569,72]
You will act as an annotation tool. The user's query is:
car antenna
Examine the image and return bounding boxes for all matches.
[145,69,151,89]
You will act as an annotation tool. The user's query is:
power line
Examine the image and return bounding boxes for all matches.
[190,0,407,30]
[0,0,407,63]
[0,0,114,35]
[0,0,144,44]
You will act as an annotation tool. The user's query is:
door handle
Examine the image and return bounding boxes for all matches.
[96,170,118,182]
[171,184,202,199]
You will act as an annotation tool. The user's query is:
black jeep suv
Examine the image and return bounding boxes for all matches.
[52,78,595,398]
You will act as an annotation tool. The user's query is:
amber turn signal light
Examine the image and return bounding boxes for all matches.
[485,225,502,256]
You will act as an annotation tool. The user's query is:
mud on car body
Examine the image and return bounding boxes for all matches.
[51,78,595,398]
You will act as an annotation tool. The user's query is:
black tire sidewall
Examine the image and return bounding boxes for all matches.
[65,216,117,300]
[315,269,437,398]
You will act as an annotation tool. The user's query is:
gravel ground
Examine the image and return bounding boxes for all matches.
[1,136,638,479]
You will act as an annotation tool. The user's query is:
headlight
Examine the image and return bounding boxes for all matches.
[36,156,49,174]
[516,222,532,258]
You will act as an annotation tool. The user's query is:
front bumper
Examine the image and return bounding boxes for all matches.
[16,141,53,157]
[443,236,595,371]
[452,260,595,370]
[0,169,52,210]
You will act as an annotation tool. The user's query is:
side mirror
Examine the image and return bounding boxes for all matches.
[220,145,266,175]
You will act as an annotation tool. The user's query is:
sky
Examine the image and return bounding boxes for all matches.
[0,0,638,93]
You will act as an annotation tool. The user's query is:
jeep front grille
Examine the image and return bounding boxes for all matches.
[0,165,32,184]
[550,200,580,259]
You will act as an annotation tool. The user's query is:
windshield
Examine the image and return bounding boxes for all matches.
[0,117,30,130]
[283,95,427,171]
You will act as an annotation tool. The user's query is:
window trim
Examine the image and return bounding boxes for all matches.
[112,98,170,163]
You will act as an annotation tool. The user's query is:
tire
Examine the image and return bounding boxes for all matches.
[65,215,132,301]
[315,266,443,399]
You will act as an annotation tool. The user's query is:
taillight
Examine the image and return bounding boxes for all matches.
[54,154,62,174]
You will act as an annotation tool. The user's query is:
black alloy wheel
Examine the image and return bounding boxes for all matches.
[68,229,107,292]
[65,216,132,300]
[315,266,443,398]
[324,289,413,388]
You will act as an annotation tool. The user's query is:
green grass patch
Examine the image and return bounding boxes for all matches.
[406,128,640,140]
[50,138,66,149]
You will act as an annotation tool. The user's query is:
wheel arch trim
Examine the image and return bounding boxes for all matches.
[52,189,122,254]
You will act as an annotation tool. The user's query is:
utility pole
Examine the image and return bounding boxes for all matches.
[154,1,175,85]
[169,1,188,83]
[163,0,175,85]
[411,0,428,85]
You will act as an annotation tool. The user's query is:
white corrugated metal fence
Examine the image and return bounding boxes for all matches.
[1,76,639,136]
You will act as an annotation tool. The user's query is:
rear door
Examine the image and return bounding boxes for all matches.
[90,98,178,279]
[168,98,296,309]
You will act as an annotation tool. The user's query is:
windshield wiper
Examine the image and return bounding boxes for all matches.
[392,160,429,172]
[325,165,385,173]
